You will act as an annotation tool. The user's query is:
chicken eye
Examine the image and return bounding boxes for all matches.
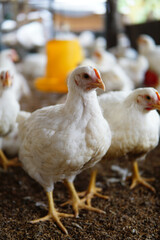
[83,73,90,79]
[146,95,151,100]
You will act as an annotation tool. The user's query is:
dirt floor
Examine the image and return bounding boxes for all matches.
[0,78,160,240]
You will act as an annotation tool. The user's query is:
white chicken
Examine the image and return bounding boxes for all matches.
[16,21,46,50]
[91,48,117,72]
[0,49,30,100]
[0,70,20,170]
[99,88,160,192]
[18,66,111,234]
[118,55,149,88]
[81,87,160,207]
[2,110,31,157]
[80,48,133,94]
[137,34,160,75]
[80,47,117,73]
[19,53,46,79]
[109,33,137,59]
[97,64,134,95]
[2,123,20,157]
[78,30,96,57]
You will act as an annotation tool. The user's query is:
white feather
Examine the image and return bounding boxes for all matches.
[137,34,160,75]
[99,88,160,161]
[19,66,111,192]
[0,49,30,100]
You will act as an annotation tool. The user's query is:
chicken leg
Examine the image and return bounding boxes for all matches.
[78,170,109,206]
[62,178,106,217]
[30,191,73,234]
[130,161,155,192]
[0,149,21,171]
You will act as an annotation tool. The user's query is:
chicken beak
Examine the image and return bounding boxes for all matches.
[152,92,160,110]
[152,103,160,111]
[94,51,102,60]
[5,78,12,87]
[11,49,19,62]
[3,71,12,87]
[92,77,105,91]
[137,37,147,45]
[92,68,105,91]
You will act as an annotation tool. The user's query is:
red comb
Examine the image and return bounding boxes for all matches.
[94,68,101,79]
[156,91,160,101]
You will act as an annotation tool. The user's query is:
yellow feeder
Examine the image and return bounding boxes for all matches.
[34,39,84,93]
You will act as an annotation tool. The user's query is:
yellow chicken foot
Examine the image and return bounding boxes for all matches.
[78,170,109,206]
[30,191,73,235]
[0,150,21,170]
[130,161,155,193]
[62,179,106,218]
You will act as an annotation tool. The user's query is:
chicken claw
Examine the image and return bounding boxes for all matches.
[78,170,109,207]
[0,150,21,171]
[63,179,106,217]
[30,191,73,235]
[129,161,155,193]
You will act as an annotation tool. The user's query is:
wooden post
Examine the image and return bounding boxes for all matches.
[106,0,118,49]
